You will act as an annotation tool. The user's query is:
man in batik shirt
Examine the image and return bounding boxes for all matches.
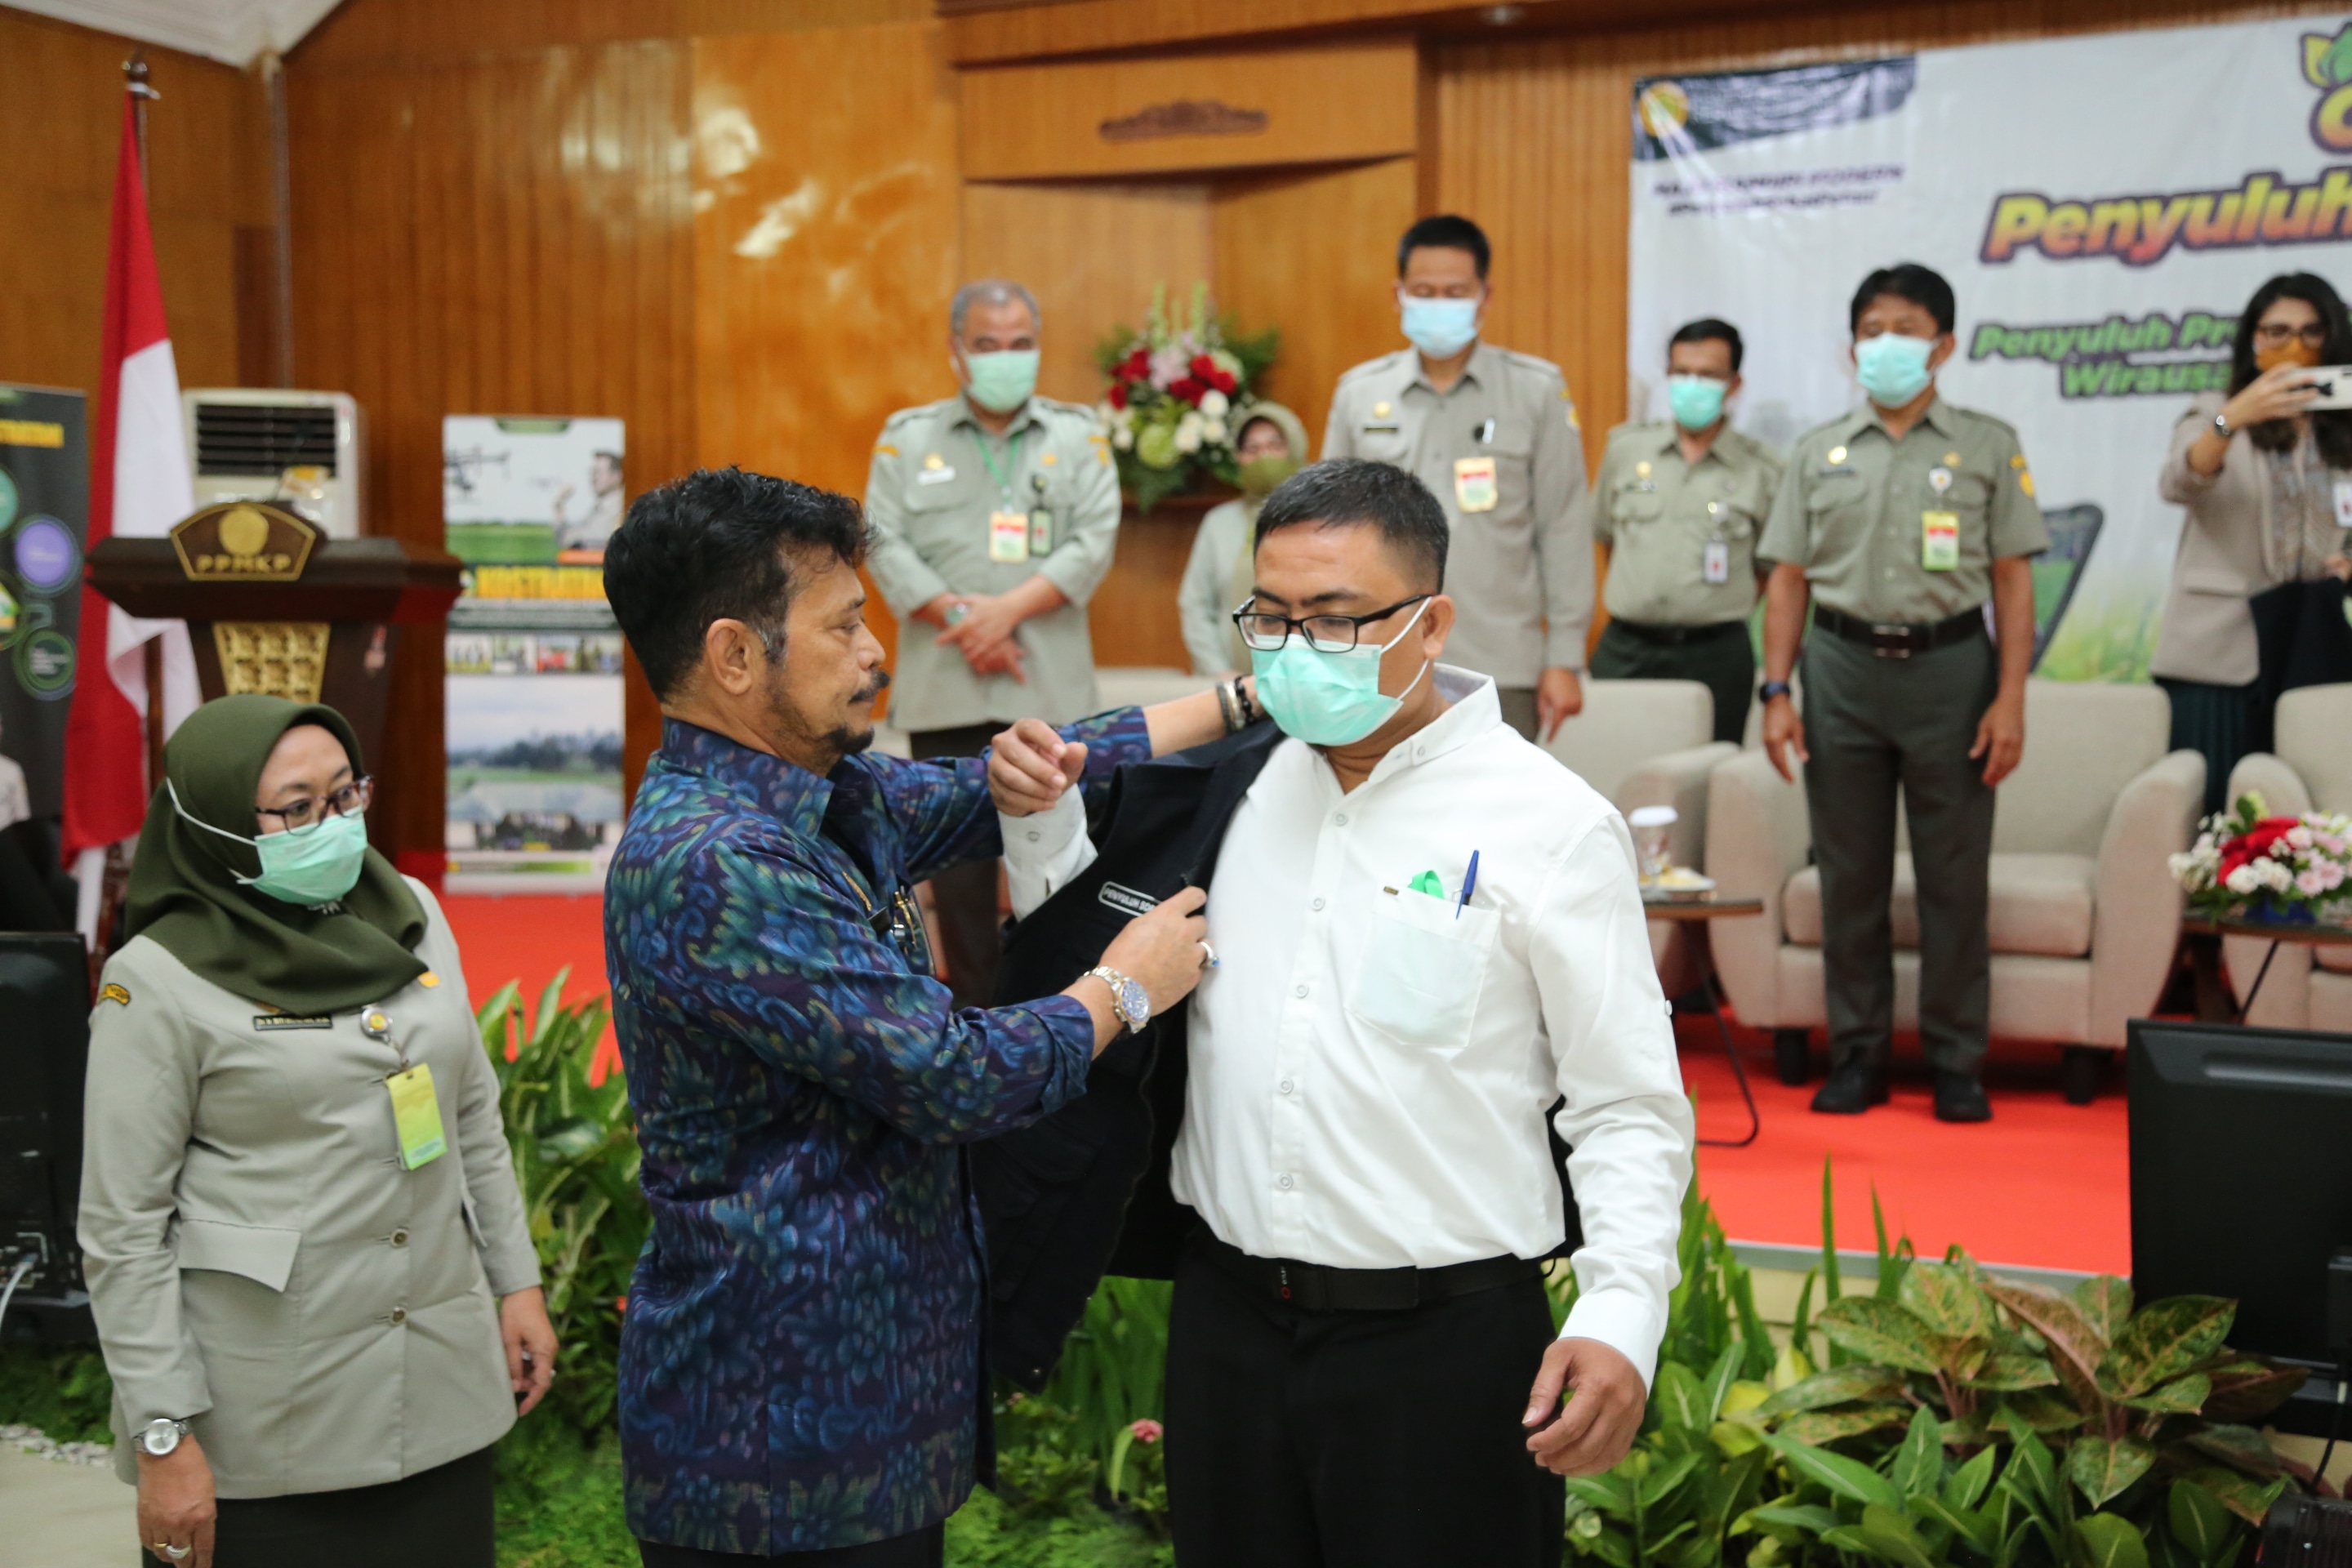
[599,468,1236,1566]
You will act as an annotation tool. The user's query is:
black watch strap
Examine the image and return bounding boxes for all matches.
[1759,678,1793,702]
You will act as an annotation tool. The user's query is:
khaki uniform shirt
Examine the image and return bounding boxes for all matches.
[80,882,541,1497]
[1759,394,2047,624]
[865,394,1120,733]
[1592,421,1784,626]
[1322,341,1592,684]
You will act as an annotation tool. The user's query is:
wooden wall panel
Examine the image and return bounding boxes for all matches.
[287,36,696,866]
[960,41,1417,180]
[0,9,265,403]
[1436,0,2352,473]
[691,21,964,711]
[1213,157,1419,458]
[961,181,1217,407]
[296,0,929,69]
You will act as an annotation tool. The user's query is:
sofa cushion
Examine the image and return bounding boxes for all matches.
[2320,943,2352,975]
[1782,852,2097,958]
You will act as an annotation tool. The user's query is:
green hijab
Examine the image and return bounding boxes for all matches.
[121,693,428,1014]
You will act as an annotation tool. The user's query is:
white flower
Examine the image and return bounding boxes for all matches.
[1112,425,1134,450]
[1174,422,1203,455]
[2288,826,2316,851]
[2259,858,2294,893]
[2225,864,2261,895]
[2300,867,2332,897]
[1199,389,1230,419]
[1201,416,1227,444]
[1096,402,1117,427]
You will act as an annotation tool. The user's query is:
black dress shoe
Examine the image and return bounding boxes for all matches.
[1810,1054,1890,1114]
[1933,1070,1992,1123]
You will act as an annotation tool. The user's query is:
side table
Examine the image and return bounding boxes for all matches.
[1645,895,1766,1147]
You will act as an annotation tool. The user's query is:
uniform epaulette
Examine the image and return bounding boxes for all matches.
[1496,346,1566,379]
[1334,351,1408,385]
[1943,403,2023,443]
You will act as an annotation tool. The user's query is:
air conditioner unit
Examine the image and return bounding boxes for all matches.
[180,389,366,540]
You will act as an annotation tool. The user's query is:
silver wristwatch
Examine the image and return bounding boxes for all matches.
[140,1417,191,1456]
[1085,965,1151,1034]
[2213,410,2235,439]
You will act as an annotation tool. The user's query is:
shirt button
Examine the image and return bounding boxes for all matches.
[390,1228,410,1248]
[1279,1079,1294,1094]
[1294,984,1309,999]
[1277,1173,1294,1190]
[1311,897,1325,911]
[1026,831,1040,842]
[1334,813,1349,826]
[389,1307,408,1325]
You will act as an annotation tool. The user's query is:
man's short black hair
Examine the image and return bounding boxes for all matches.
[604,467,869,702]
[1254,459,1448,591]
[1850,263,1956,337]
[1397,215,1490,280]
[1668,317,1744,372]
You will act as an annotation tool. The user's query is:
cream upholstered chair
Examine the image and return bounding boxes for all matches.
[1546,679,1739,996]
[1705,678,2204,1102]
[2224,683,2352,1033]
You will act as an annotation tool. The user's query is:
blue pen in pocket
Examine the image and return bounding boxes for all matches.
[1455,851,1480,919]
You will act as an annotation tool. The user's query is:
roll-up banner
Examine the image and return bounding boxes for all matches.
[1628,15,2352,679]
[0,386,89,821]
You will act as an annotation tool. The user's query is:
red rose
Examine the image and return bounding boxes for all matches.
[1169,377,1205,404]
[1209,369,1238,395]
[1191,354,1217,378]
[1123,348,1151,378]
[1108,383,1127,410]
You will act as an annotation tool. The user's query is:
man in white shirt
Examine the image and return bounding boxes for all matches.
[990,459,1693,1567]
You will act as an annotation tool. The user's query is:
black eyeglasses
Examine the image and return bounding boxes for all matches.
[2255,321,2330,346]
[256,777,372,832]
[1233,595,1431,654]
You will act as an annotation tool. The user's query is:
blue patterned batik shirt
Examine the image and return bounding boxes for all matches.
[607,710,1150,1553]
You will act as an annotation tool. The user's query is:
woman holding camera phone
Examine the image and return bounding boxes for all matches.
[80,695,553,1568]
[2155,272,2352,811]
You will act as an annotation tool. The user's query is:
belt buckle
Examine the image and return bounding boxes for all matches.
[1869,623,1913,659]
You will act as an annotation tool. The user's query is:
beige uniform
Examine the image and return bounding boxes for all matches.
[1321,341,1593,687]
[864,394,1120,733]
[1758,395,2047,621]
[79,882,540,1496]
[1593,421,1784,626]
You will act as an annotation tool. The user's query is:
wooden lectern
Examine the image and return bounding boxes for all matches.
[83,502,462,771]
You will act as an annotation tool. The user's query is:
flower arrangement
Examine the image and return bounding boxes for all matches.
[2169,790,2352,925]
[1095,281,1280,513]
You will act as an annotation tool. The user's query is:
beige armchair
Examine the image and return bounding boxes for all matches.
[1706,679,2204,1102]
[2225,683,2352,1033]
[1546,679,1739,997]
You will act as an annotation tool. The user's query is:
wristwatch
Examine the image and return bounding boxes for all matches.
[2213,411,2235,439]
[1085,965,1151,1034]
[1759,679,1794,703]
[140,1417,191,1457]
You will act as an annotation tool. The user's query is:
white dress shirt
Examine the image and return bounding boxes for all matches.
[1004,667,1695,1383]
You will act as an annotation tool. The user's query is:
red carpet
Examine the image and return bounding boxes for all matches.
[438,893,2132,1278]
[1678,1012,2130,1278]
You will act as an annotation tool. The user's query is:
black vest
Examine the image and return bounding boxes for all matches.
[973,724,1582,1389]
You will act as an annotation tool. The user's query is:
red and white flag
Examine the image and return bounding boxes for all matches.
[64,93,201,932]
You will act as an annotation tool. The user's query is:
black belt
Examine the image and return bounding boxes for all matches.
[1196,1232,1539,1312]
[1607,617,1749,648]
[1812,604,1984,658]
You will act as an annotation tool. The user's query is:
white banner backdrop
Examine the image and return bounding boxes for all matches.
[1628,15,2352,679]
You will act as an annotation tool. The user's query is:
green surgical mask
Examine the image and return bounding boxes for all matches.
[1238,454,1300,497]
[1250,598,1433,746]
[170,780,372,906]
[964,349,1040,414]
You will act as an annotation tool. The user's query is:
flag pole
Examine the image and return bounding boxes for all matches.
[122,50,167,800]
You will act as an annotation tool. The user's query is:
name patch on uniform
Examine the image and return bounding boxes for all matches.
[1361,423,1400,435]
[915,466,957,486]
[255,1012,333,1031]
[1097,881,1160,918]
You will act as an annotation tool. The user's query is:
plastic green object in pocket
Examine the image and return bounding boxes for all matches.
[1408,869,1445,898]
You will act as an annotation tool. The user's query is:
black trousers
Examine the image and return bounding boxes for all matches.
[1589,618,1756,746]
[908,723,1004,1010]
[142,1446,493,1568]
[638,1525,943,1566]
[1165,1236,1564,1568]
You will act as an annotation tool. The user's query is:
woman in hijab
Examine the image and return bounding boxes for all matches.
[80,695,552,1568]
[1178,401,1309,676]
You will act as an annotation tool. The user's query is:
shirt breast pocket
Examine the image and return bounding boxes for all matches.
[1612,489,1666,529]
[1348,889,1501,1055]
[1805,473,1870,538]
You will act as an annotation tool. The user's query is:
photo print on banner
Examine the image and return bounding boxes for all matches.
[443,416,626,893]
[1628,15,2352,680]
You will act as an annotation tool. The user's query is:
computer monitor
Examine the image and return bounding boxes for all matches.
[0,932,92,1341]
[2128,1018,2352,1438]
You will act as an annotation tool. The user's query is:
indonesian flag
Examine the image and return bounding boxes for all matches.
[64,95,201,924]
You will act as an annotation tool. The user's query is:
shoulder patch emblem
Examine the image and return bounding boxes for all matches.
[872,443,898,457]
[2009,452,2028,469]
[1566,403,1580,430]
[100,982,131,1007]
[2017,469,2036,497]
